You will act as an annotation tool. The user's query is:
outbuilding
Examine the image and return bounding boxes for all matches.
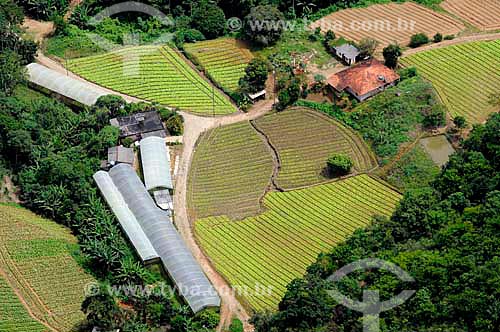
[333,44,360,65]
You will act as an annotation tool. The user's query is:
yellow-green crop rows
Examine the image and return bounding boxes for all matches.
[188,122,274,220]
[0,204,95,331]
[400,40,500,124]
[195,174,401,311]
[184,38,253,92]
[254,108,378,189]
[68,45,236,115]
[0,276,47,332]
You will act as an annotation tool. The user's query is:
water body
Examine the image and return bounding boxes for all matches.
[419,135,455,168]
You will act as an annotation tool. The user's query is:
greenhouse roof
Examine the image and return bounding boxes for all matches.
[107,164,220,312]
[93,171,159,263]
[140,136,173,191]
[26,63,108,106]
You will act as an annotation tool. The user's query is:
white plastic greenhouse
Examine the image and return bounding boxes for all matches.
[94,164,220,312]
[26,63,109,106]
[140,136,173,191]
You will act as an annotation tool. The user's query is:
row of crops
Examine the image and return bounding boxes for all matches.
[0,276,47,332]
[195,174,402,311]
[187,122,274,220]
[67,45,236,115]
[0,204,95,331]
[400,40,500,124]
[254,107,378,189]
[184,38,253,92]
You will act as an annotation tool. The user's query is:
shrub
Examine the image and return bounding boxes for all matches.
[229,318,244,332]
[409,33,430,48]
[327,154,353,176]
[239,58,269,93]
[423,105,446,128]
[95,95,126,116]
[453,116,467,129]
[444,34,455,40]
[357,37,379,57]
[383,44,402,69]
[324,30,336,44]
[194,309,220,329]
[433,33,443,43]
[398,67,418,80]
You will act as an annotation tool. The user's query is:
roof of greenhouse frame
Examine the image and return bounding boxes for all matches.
[140,136,173,191]
[93,171,159,263]
[26,63,109,106]
[107,164,220,312]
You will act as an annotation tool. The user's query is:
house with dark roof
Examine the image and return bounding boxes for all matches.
[327,59,400,102]
[110,111,166,141]
[333,44,360,65]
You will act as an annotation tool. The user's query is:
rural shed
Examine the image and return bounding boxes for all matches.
[140,136,173,191]
[108,164,221,313]
[26,63,108,106]
[93,171,159,264]
[333,44,360,65]
[110,111,166,141]
[108,146,135,165]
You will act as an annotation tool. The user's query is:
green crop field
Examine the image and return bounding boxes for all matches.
[195,174,401,311]
[184,38,253,92]
[400,40,500,124]
[254,108,377,189]
[0,276,47,332]
[67,45,236,115]
[0,204,95,331]
[188,122,274,220]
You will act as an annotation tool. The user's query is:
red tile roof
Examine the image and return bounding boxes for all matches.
[327,59,400,97]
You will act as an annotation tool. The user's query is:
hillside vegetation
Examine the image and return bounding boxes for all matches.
[0,204,95,331]
[195,174,401,311]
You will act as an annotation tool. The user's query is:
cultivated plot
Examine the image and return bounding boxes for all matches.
[254,108,377,189]
[400,40,500,123]
[188,122,274,220]
[310,2,464,47]
[0,204,95,332]
[184,38,253,92]
[441,0,500,31]
[68,45,236,115]
[195,174,402,311]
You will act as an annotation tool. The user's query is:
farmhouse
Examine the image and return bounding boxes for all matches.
[110,111,166,141]
[333,44,360,65]
[327,59,400,101]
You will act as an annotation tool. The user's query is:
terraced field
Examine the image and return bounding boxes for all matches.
[184,38,253,92]
[0,276,47,332]
[195,174,401,311]
[0,204,95,331]
[67,45,236,115]
[254,108,377,189]
[400,40,500,123]
[441,0,500,31]
[188,122,274,220]
[310,2,464,47]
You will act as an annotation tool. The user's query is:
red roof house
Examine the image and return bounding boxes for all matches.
[327,59,400,101]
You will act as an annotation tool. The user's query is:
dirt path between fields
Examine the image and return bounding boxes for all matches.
[402,32,500,56]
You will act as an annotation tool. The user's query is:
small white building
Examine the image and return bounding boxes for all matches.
[333,44,360,65]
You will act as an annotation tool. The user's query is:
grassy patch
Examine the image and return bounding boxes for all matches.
[195,174,401,311]
[384,145,440,191]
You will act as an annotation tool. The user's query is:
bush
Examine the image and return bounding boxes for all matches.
[453,116,467,129]
[398,67,418,80]
[229,318,244,332]
[194,309,220,329]
[423,105,446,128]
[165,113,184,136]
[357,37,379,57]
[324,30,336,44]
[239,58,269,93]
[383,44,402,69]
[433,33,443,43]
[444,34,455,40]
[191,1,226,39]
[409,33,429,48]
[327,154,353,176]
[95,95,126,116]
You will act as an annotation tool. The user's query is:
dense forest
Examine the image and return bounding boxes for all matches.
[250,112,500,331]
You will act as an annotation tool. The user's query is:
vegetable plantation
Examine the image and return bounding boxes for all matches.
[0,276,47,332]
[254,107,377,189]
[188,122,274,220]
[67,45,236,115]
[195,174,401,311]
[0,204,95,332]
[184,38,254,92]
[400,40,500,123]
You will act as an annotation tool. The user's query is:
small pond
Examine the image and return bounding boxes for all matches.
[419,135,455,167]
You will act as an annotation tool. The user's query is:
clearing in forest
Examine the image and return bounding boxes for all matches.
[195,174,402,311]
[184,38,253,92]
[400,40,500,123]
[253,107,377,189]
[310,2,464,47]
[187,122,274,220]
[0,204,95,332]
[67,45,236,115]
[441,0,500,31]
